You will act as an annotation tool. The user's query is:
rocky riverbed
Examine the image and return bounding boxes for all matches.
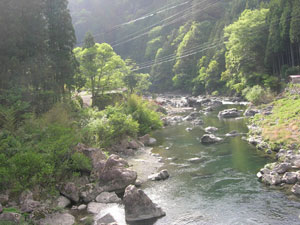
[1,94,300,225]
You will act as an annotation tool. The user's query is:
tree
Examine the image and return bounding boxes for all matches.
[222,8,271,93]
[74,37,127,101]
[45,0,77,97]
[123,60,151,94]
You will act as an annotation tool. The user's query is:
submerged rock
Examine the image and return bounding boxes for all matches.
[225,130,240,137]
[200,134,223,144]
[218,108,243,118]
[148,170,170,181]
[123,185,165,221]
[187,157,205,163]
[204,126,218,133]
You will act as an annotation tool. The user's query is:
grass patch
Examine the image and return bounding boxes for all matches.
[252,94,300,146]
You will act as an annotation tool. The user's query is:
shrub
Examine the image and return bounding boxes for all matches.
[70,152,92,172]
[243,85,274,105]
[84,106,139,147]
[126,94,162,135]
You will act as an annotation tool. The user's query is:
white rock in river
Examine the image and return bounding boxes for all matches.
[204,126,218,133]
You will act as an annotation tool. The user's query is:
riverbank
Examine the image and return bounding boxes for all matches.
[1,93,300,224]
[246,87,300,196]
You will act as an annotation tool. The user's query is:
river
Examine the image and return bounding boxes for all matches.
[129,104,300,225]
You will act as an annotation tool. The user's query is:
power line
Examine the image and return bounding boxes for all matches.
[76,0,192,44]
[131,14,300,72]
[132,42,223,71]
[111,0,220,47]
[136,38,224,68]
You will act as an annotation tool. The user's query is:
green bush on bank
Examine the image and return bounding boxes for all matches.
[0,94,162,193]
[242,85,274,105]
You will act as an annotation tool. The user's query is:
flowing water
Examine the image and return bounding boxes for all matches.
[130,104,300,225]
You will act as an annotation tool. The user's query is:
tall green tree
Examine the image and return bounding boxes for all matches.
[222,8,271,93]
[74,37,127,101]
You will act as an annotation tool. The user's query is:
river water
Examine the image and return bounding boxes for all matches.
[130,104,300,225]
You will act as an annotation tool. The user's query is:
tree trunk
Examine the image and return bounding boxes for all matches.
[290,43,295,67]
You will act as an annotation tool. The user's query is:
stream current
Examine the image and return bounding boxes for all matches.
[130,104,300,225]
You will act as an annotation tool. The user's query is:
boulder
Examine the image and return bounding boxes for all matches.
[99,155,137,192]
[80,183,104,203]
[135,180,142,187]
[123,185,165,221]
[19,190,33,205]
[187,97,202,107]
[0,212,21,224]
[292,160,300,169]
[200,134,223,144]
[96,192,121,204]
[19,190,40,213]
[96,213,116,225]
[128,140,144,149]
[75,143,107,169]
[247,136,262,146]
[273,163,291,174]
[218,108,243,118]
[139,134,157,146]
[291,184,300,195]
[56,196,71,209]
[244,108,260,117]
[282,172,298,184]
[148,170,170,181]
[59,182,80,203]
[39,213,75,225]
[78,204,87,211]
[262,172,282,185]
[21,199,40,213]
[204,126,218,133]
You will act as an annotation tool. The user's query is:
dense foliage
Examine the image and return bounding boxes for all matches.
[70,0,300,101]
[0,0,77,113]
[0,93,162,193]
